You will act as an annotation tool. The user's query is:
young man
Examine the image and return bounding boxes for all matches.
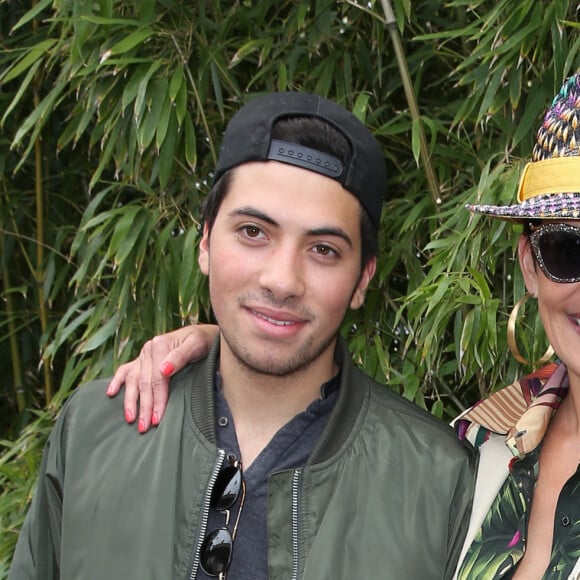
[10,92,476,580]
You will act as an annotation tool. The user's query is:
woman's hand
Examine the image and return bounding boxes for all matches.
[106,324,219,432]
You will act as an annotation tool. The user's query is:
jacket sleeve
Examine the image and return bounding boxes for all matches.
[444,441,478,580]
[8,399,73,580]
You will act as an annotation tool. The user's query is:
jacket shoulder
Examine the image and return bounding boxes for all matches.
[357,368,474,455]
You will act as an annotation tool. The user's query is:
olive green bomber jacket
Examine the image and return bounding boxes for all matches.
[10,338,477,580]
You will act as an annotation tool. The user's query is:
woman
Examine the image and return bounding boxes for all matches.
[109,74,580,578]
[453,73,580,578]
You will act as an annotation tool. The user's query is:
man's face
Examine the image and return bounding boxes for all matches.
[198,160,376,379]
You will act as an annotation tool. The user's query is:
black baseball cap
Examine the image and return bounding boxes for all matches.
[213,92,387,228]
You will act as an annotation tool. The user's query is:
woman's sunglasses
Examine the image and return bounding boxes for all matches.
[200,456,246,578]
[529,223,580,283]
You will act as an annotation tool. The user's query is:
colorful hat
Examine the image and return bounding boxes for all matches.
[468,73,580,221]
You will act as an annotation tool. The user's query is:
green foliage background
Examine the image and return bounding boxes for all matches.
[1,0,580,574]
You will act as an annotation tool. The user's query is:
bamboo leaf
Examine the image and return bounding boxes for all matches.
[11,82,68,174]
[11,81,66,148]
[137,0,155,23]
[229,39,264,68]
[110,208,149,266]
[78,311,119,353]
[44,297,96,358]
[106,28,155,57]
[168,67,184,103]
[184,113,197,171]
[174,78,188,126]
[411,119,421,166]
[88,121,123,190]
[155,95,173,150]
[121,63,150,111]
[158,112,179,189]
[512,89,550,148]
[78,16,141,26]
[81,206,125,233]
[509,65,523,109]
[1,60,42,126]
[210,62,224,117]
[179,226,200,316]
[10,0,53,32]
[352,93,370,123]
[277,61,288,92]
[134,60,162,122]
[1,39,56,84]
[314,57,335,96]
[138,77,168,151]
[403,374,420,402]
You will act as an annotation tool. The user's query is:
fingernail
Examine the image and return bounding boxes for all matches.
[152,412,159,426]
[125,409,135,423]
[106,384,113,396]
[160,361,175,376]
[138,418,146,433]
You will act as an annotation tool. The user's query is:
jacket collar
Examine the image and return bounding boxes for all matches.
[188,334,367,464]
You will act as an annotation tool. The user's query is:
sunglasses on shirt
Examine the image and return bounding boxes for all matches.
[529,223,580,284]
[200,456,246,579]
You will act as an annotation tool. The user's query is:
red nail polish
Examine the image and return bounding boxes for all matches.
[160,361,175,376]
[125,409,135,423]
[152,412,159,426]
[138,418,146,433]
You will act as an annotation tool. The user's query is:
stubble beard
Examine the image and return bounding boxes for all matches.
[220,326,340,378]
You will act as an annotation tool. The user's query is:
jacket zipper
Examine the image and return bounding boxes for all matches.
[291,469,302,580]
[189,450,226,580]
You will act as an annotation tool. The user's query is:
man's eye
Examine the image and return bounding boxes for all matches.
[243,226,262,238]
[313,245,336,257]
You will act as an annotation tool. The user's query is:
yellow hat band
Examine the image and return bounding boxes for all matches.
[518,157,580,202]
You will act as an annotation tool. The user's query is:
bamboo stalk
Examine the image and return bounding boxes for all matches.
[32,3,53,403]
[34,117,52,403]
[379,0,442,207]
[0,209,26,413]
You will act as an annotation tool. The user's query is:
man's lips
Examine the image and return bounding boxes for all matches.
[247,306,309,327]
[254,311,295,326]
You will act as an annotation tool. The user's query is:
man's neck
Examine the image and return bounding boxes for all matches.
[217,340,338,467]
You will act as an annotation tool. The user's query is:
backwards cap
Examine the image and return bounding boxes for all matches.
[213,92,387,228]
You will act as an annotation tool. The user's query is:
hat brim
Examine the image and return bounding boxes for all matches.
[467,192,580,222]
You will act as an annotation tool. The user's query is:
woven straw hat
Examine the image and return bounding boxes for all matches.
[468,73,580,221]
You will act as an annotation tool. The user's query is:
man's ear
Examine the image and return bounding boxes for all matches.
[518,234,538,296]
[350,257,377,310]
[198,222,210,275]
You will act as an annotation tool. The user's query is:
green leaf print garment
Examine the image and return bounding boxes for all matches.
[455,363,580,579]
[457,446,580,579]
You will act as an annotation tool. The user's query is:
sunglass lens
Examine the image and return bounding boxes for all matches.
[200,528,233,576]
[538,229,580,281]
[211,464,242,511]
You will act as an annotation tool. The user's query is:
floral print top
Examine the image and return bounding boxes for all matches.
[455,362,580,579]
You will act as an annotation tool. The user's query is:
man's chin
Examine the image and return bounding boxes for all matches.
[228,342,317,377]
[235,354,310,377]
[221,331,337,378]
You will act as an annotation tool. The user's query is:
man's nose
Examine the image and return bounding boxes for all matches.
[257,244,305,300]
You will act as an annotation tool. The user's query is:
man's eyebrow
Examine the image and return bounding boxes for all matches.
[307,227,353,248]
[228,206,279,226]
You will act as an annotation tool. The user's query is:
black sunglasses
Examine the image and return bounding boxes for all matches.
[200,456,246,578]
[529,223,580,283]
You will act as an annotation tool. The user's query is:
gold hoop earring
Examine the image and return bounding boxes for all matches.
[507,294,554,366]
